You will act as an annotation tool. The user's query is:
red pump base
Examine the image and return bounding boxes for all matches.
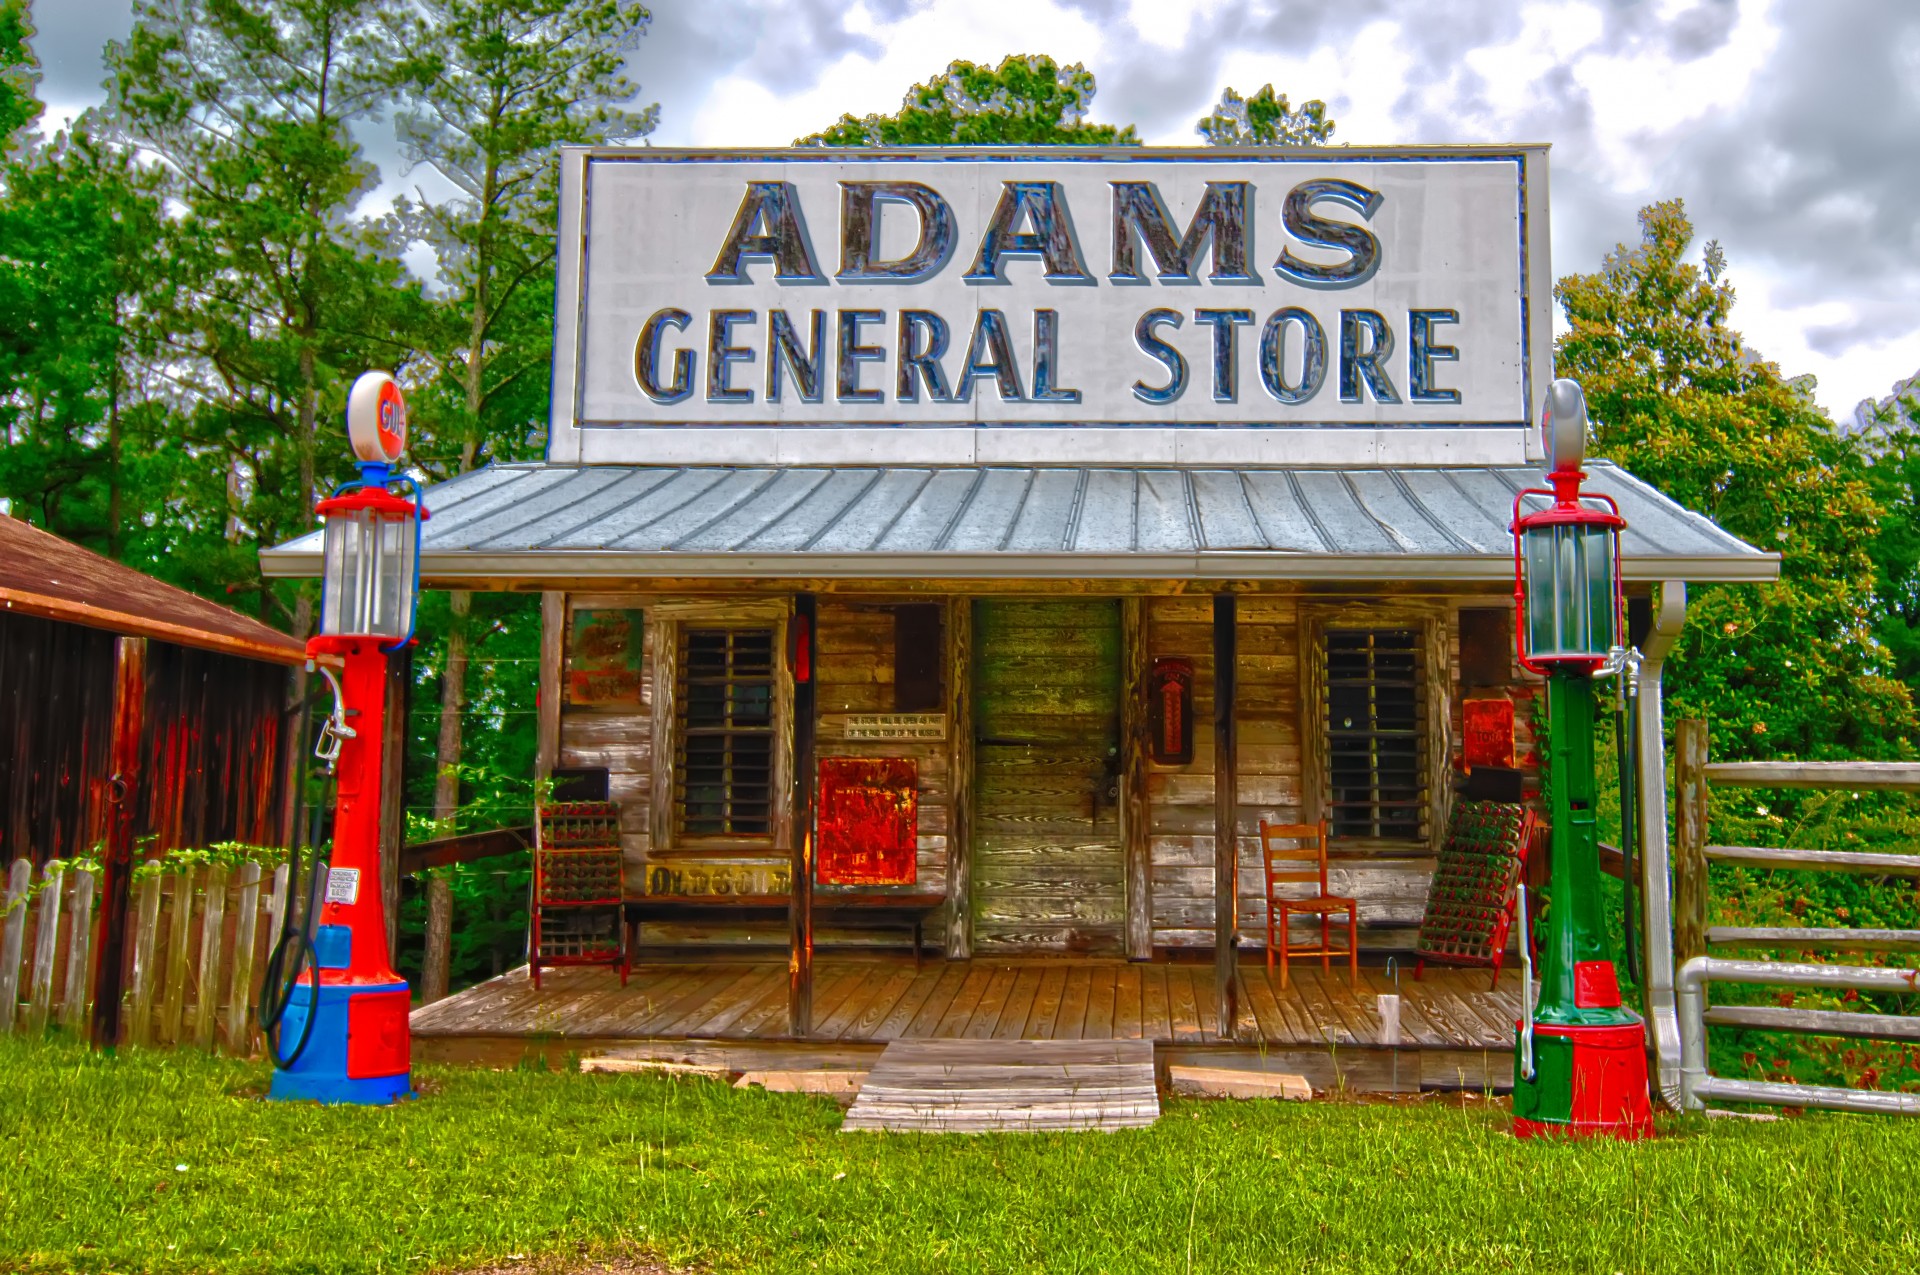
[1512,1019,1655,1141]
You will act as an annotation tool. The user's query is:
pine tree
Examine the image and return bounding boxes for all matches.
[106,0,425,629]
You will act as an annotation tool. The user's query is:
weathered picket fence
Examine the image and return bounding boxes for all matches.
[0,856,292,1053]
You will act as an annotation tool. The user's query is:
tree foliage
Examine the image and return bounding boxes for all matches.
[383,0,656,479]
[106,0,425,629]
[798,55,1137,146]
[1196,84,1334,147]
[0,125,169,558]
[0,0,38,149]
[1556,199,1917,760]
[1851,388,1920,686]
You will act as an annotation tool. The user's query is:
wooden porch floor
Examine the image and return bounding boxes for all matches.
[412,958,1523,1052]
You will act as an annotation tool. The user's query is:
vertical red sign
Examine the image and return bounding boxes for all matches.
[1462,698,1516,769]
[1148,657,1194,765]
[817,757,918,886]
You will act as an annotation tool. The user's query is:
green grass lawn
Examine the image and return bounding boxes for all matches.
[2,1035,1916,1274]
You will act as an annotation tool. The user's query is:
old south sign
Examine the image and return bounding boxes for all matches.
[555,148,1547,439]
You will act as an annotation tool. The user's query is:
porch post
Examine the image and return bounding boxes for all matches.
[1212,593,1240,1040]
[945,597,973,960]
[535,592,564,782]
[91,634,146,1050]
[379,645,411,958]
[1121,598,1152,961]
[788,593,818,1037]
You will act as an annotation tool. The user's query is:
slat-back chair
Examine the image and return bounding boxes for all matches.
[1260,818,1358,988]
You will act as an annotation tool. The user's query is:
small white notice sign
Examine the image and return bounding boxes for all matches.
[325,866,361,906]
[831,713,948,742]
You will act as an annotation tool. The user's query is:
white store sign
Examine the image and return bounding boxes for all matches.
[550,147,1553,466]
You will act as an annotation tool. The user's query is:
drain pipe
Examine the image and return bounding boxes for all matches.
[1636,582,1687,1109]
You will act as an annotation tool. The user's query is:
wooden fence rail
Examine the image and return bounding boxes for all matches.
[0,857,290,1054]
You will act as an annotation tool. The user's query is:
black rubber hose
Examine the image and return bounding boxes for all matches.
[258,781,331,1069]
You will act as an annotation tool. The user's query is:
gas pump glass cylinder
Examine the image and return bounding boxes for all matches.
[1521,520,1617,662]
[318,498,417,639]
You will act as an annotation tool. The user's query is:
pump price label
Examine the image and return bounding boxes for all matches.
[325,866,361,906]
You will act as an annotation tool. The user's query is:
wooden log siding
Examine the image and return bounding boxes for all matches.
[812,599,951,904]
[555,594,956,950]
[1147,596,1314,949]
[1144,595,1526,953]
[538,585,1548,964]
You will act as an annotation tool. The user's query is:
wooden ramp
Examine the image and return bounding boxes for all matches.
[841,1039,1159,1133]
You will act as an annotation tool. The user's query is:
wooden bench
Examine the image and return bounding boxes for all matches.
[625,892,947,965]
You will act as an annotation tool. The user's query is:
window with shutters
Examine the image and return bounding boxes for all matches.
[1324,627,1426,842]
[676,627,776,838]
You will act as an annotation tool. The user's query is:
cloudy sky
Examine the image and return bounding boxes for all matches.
[28,0,1920,422]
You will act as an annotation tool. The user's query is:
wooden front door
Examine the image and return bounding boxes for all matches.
[972,600,1124,953]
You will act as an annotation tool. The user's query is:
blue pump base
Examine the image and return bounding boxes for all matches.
[267,977,413,1106]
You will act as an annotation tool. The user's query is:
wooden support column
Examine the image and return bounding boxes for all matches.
[1212,593,1240,1040]
[379,644,410,958]
[1673,718,1709,964]
[946,598,974,960]
[1121,598,1151,960]
[536,592,564,783]
[91,634,145,1050]
[788,593,818,1037]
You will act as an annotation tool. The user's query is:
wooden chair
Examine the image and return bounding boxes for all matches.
[1260,819,1358,989]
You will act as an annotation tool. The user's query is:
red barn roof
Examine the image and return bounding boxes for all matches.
[0,517,306,665]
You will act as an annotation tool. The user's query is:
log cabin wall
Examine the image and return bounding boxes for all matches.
[548,584,1545,958]
[811,598,951,906]
[1141,589,1542,954]
[552,591,954,948]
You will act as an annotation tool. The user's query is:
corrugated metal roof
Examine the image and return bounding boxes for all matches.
[259,462,1776,583]
[2,518,306,664]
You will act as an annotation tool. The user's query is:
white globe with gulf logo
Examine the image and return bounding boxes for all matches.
[346,370,408,465]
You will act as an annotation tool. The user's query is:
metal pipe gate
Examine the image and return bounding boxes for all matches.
[1677,957,1920,1115]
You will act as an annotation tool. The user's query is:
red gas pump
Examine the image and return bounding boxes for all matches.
[262,371,423,1104]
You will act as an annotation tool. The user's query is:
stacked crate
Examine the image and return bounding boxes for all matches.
[532,801,627,988]
[1414,799,1536,988]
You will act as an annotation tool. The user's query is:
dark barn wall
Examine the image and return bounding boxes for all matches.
[0,611,291,864]
[0,611,116,864]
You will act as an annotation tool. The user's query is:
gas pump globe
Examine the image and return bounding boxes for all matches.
[1508,379,1654,1140]
[265,370,423,1105]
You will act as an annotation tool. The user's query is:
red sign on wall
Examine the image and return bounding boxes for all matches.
[817,758,918,886]
[1462,698,1516,770]
[1148,657,1195,765]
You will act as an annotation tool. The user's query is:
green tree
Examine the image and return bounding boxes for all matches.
[379,0,656,994]
[0,122,172,555]
[1555,199,1916,760]
[0,0,38,149]
[1855,385,1920,685]
[1196,84,1334,147]
[106,0,425,629]
[799,54,1137,146]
